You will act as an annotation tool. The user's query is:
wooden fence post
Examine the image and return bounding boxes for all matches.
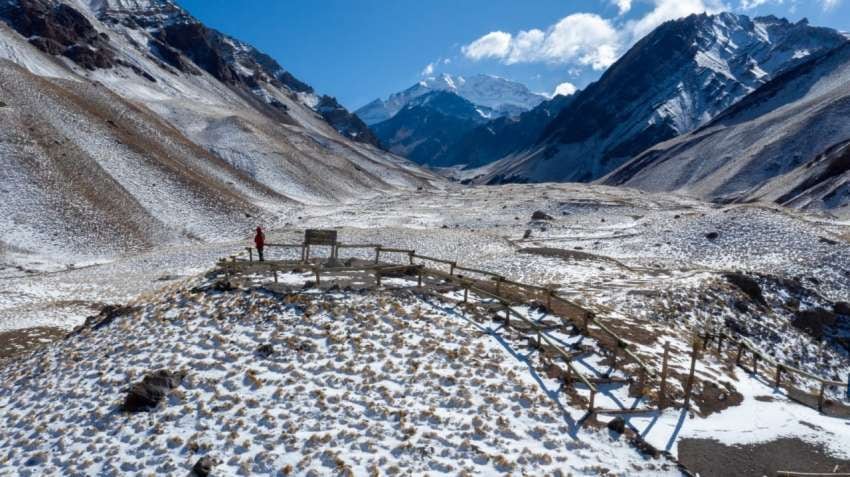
[588,390,596,413]
[375,270,382,287]
[495,277,503,296]
[536,330,542,349]
[273,270,278,283]
[683,338,700,410]
[247,248,253,262]
[450,262,456,276]
[463,285,468,304]
[735,342,744,365]
[305,244,311,263]
[408,251,414,265]
[717,332,724,353]
[818,382,827,413]
[504,306,511,328]
[774,365,783,388]
[314,267,321,287]
[659,342,670,409]
[374,246,381,264]
[417,268,423,287]
[753,353,760,376]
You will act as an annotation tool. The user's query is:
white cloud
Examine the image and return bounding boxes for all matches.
[822,0,841,10]
[461,31,512,61]
[461,0,727,73]
[553,82,578,97]
[421,62,435,76]
[613,0,632,15]
[462,13,620,70]
[627,0,725,41]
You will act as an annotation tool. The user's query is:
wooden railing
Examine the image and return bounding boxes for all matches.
[221,241,850,414]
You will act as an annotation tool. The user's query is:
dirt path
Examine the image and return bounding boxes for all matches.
[678,437,850,476]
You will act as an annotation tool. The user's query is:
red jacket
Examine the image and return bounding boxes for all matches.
[254,229,265,248]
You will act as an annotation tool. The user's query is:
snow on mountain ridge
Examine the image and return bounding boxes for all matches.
[356,73,546,125]
[472,12,848,187]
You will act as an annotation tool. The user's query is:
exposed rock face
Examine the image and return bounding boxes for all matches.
[123,369,185,412]
[316,95,381,148]
[1,0,116,69]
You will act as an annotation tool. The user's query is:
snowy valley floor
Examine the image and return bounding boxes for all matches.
[1,183,850,475]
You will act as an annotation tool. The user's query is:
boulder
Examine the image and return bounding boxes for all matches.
[523,229,532,239]
[834,302,850,316]
[724,272,766,306]
[705,232,720,240]
[531,211,554,221]
[255,344,275,358]
[123,370,185,412]
[191,456,215,477]
[607,417,626,434]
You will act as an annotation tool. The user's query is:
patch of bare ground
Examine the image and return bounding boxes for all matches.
[0,327,65,362]
[519,247,632,270]
[678,438,850,477]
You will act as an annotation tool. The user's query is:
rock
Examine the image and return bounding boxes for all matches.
[255,344,275,358]
[792,308,838,338]
[705,232,720,240]
[80,305,139,331]
[523,229,532,239]
[607,417,626,434]
[123,370,185,412]
[192,456,215,477]
[724,272,766,306]
[531,210,554,221]
[819,237,839,245]
[834,302,850,316]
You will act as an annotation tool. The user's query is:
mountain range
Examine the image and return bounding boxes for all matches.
[604,40,850,214]
[0,0,437,261]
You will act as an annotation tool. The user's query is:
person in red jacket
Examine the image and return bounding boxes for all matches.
[254,227,265,262]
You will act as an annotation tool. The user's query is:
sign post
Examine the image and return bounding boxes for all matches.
[304,229,338,263]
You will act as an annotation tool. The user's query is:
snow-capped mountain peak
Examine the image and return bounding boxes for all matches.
[356,73,546,125]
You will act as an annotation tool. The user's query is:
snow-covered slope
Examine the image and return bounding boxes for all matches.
[0,0,439,264]
[474,13,847,185]
[356,73,546,126]
[604,41,850,217]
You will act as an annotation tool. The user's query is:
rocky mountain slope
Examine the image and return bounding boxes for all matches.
[604,41,850,216]
[356,73,546,126]
[0,0,438,264]
[370,91,490,166]
[436,93,575,171]
[471,13,847,185]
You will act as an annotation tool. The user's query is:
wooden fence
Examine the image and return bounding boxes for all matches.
[221,241,850,414]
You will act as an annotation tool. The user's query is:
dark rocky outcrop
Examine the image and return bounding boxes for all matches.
[792,308,838,338]
[191,456,215,477]
[724,272,766,306]
[123,370,185,412]
[834,302,850,316]
[1,0,116,70]
[316,96,381,148]
[531,211,554,221]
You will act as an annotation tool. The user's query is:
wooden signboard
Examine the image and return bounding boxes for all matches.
[305,229,337,246]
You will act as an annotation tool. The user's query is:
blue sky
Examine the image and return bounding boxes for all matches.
[179,0,850,110]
